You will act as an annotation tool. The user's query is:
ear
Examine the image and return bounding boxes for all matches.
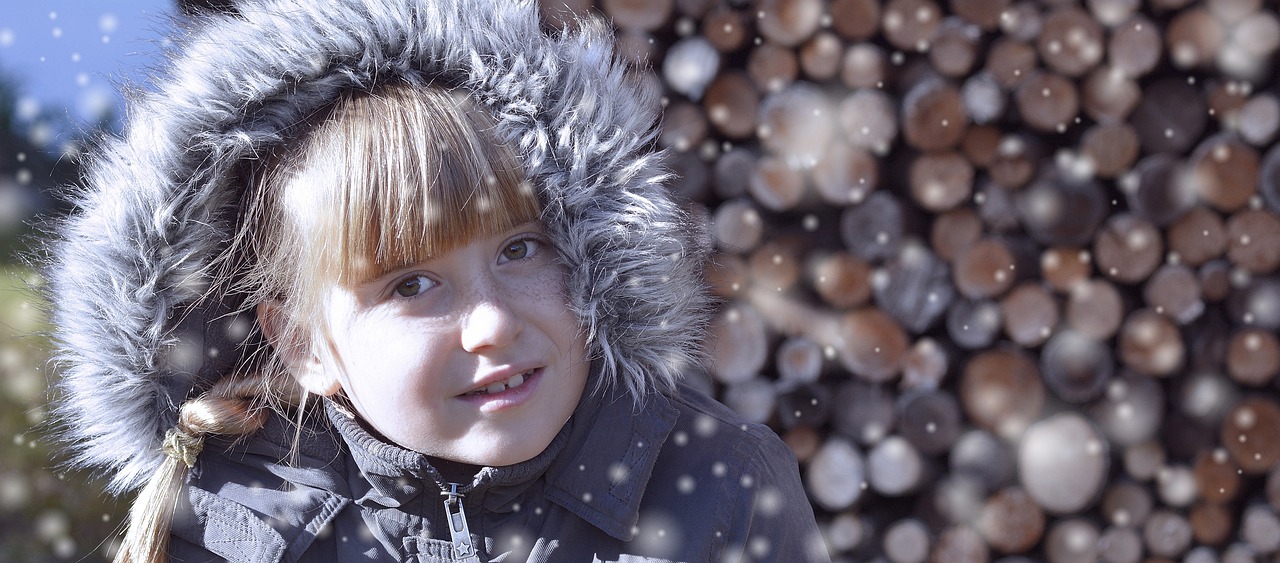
[256,300,342,397]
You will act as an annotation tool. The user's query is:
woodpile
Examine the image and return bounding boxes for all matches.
[542,0,1280,560]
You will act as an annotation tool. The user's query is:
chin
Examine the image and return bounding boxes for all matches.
[462,428,556,467]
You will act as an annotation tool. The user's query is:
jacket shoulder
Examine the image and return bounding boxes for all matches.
[170,412,350,562]
[639,383,829,562]
[663,382,795,474]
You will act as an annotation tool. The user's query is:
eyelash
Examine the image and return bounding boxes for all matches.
[499,236,544,263]
[387,234,547,301]
[391,274,436,299]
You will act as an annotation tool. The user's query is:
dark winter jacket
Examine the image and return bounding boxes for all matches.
[169,380,827,562]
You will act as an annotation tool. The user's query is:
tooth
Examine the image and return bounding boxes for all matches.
[486,382,506,394]
[508,373,525,388]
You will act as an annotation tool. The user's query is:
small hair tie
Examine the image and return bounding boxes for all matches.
[163,427,204,468]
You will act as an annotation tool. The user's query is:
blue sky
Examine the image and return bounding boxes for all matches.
[0,0,176,128]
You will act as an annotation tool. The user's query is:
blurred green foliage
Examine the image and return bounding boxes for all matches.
[2,68,126,561]
[0,268,126,562]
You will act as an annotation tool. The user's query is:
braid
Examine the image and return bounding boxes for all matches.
[113,375,270,563]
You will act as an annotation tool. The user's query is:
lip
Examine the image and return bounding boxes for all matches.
[457,366,543,412]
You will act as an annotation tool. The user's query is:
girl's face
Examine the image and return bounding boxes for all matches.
[297,221,589,466]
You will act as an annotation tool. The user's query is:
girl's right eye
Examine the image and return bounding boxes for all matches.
[392,274,434,299]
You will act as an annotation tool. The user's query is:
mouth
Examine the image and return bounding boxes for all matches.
[463,368,538,396]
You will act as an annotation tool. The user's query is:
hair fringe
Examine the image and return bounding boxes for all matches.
[112,376,270,562]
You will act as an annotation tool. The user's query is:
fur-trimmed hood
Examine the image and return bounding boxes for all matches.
[47,0,708,494]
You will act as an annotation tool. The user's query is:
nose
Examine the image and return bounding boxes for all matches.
[460,294,522,352]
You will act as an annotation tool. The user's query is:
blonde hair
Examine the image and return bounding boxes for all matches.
[114,81,541,562]
[245,81,540,330]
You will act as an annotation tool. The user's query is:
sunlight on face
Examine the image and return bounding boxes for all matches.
[315,223,590,466]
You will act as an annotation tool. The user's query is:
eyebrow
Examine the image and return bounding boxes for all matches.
[350,221,545,286]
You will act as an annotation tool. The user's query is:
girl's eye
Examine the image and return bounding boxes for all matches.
[500,238,540,262]
[393,275,433,298]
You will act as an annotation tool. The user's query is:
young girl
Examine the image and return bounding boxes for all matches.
[48,0,828,561]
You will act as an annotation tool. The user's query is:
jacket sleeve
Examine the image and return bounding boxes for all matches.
[720,429,832,563]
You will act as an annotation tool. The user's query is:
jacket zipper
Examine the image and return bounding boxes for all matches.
[442,483,482,563]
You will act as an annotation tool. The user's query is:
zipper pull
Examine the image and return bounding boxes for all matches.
[442,483,482,563]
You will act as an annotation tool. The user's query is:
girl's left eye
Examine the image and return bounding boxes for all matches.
[499,238,541,262]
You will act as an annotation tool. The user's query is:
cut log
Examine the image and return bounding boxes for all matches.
[708,302,770,383]
[953,236,1017,299]
[841,43,888,90]
[1188,134,1260,213]
[985,38,1038,89]
[947,298,1003,350]
[777,335,825,383]
[874,241,955,333]
[1120,153,1196,227]
[1225,209,1280,273]
[1168,206,1228,267]
[803,437,865,511]
[836,307,909,383]
[840,191,906,261]
[1130,78,1208,155]
[776,380,833,429]
[1081,122,1139,179]
[833,381,898,444]
[1040,329,1114,402]
[1037,7,1105,77]
[830,0,881,40]
[812,141,879,205]
[1040,247,1092,293]
[701,6,749,52]
[800,31,843,80]
[929,18,982,77]
[909,151,974,212]
[1093,213,1164,284]
[1166,8,1223,69]
[755,0,824,47]
[896,389,962,455]
[1000,282,1059,347]
[1108,14,1161,77]
[757,82,836,166]
[809,251,875,309]
[712,198,765,253]
[1143,510,1194,558]
[601,0,673,30]
[1118,308,1185,377]
[1014,71,1080,133]
[703,70,760,139]
[881,0,943,52]
[902,78,970,151]
[1226,328,1280,387]
[950,0,1009,30]
[979,487,1046,553]
[931,207,984,264]
[1143,264,1205,324]
[747,42,799,93]
[1066,278,1125,339]
[960,347,1045,439]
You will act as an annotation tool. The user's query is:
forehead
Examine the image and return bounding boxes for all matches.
[277,84,543,287]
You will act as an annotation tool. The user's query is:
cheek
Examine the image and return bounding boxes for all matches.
[523,272,583,339]
[333,321,447,390]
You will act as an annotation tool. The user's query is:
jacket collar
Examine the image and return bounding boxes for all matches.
[325,375,680,542]
[325,398,570,511]
[542,383,680,541]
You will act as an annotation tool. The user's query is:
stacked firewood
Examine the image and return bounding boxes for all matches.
[539,0,1280,560]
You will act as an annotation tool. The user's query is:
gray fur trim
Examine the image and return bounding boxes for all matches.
[47,0,709,494]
